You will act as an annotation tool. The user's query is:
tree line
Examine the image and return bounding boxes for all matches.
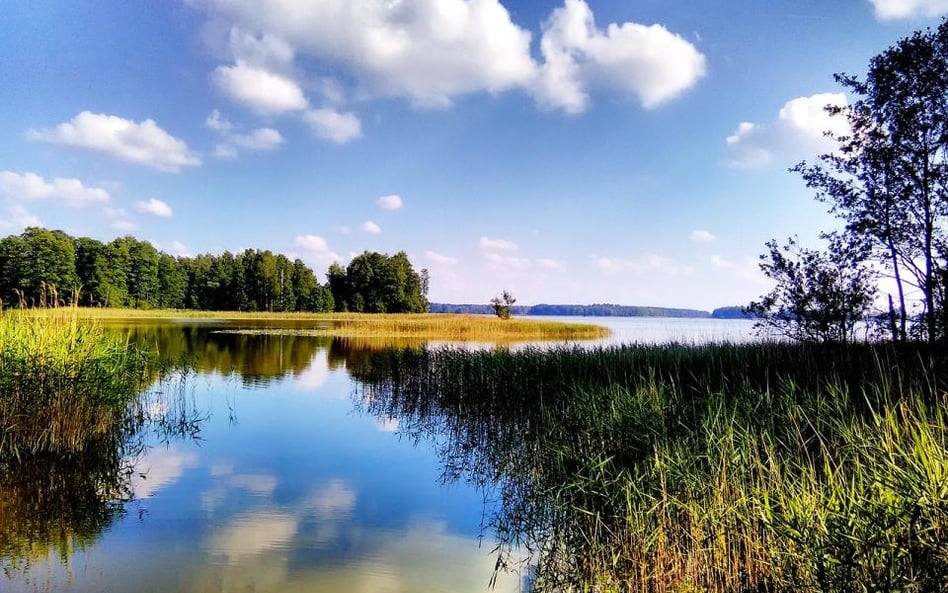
[0,227,428,314]
[751,20,948,344]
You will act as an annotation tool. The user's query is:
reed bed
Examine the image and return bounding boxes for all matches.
[0,306,151,459]
[207,313,609,340]
[356,342,948,593]
[32,307,609,340]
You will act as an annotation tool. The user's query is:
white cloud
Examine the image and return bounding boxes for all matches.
[0,170,110,206]
[336,225,351,234]
[230,127,284,150]
[304,108,362,143]
[214,143,239,159]
[206,109,284,157]
[536,0,706,113]
[591,254,693,275]
[205,109,234,133]
[28,111,201,172]
[294,234,329,252]
[869,0,948,19]
[194,0,702,114]
[208,511,298,563]
[376,194,403,210]
[135,198,173,217]
[169,240,191,257]
[130,449,199,500]
[113,219,138,232]
[0,204,42,230]
[536,257,561,269]
[485,252,530,268]
[197,0,536,108]
[727,93,849,167]
[361,220,381,235]
[213,63,309,113]
[690,230,717,243]
[227,26,295,70]
[424,250,458,265]
[479,236,517,251]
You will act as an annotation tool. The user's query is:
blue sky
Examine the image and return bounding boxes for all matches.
[0,0,944,309]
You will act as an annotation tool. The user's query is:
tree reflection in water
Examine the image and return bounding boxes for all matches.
[0,372,204,578]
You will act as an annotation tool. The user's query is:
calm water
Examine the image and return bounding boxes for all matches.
[0,317,761,593]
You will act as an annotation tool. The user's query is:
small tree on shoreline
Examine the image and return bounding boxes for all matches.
[748,236,877,343]
[491,290,516,320]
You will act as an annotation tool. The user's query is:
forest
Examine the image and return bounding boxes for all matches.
[0,227,429,314]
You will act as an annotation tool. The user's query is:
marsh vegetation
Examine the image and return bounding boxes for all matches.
[355,343,948,593]
[0,306,151,459]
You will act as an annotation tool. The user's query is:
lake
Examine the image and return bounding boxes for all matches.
[0,317,762,593]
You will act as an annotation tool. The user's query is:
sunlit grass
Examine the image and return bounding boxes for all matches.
[356,342,948,593]
[44,308,610,341]
[0,306,150,459]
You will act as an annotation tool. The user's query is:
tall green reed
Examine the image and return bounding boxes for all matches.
[0,305,151,459]
[355,342,948,593]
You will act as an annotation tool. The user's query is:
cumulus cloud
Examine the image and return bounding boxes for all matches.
[591,254,693,275]
[197,0,536,108]
[112,219,137,232]
[0,204,42,230]
[169,240,191,257]
[214,144,239,159]
[135,198,173,217]
[479,236,518,251]
[213,63,309,114]
[485,252,531,268]
[690,230,717,243]
[27,111,201,172]
[361,220,381,234]
[0,170,110,206]
[536,0,706,113]
[294,234,329,252]
[726,93,849,167]
[376,194,403,210]
[424,250,458,265]
[227,26,295,71]
[869,0,948,19]
[231,127,284,150]
[304,108,362,143]
[193,0,703,115]
[205,109,234,133]
[206,110,284,157]
[293,234,341,267]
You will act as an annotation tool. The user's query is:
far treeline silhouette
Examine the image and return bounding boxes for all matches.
[0,227,429,314]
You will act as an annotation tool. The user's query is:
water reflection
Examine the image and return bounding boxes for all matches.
[0,448,131,577]
[0,374,204,579]
[2,321,527,593]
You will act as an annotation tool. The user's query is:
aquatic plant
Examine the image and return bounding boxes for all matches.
[355,342,948,592]
[0,305,151,459]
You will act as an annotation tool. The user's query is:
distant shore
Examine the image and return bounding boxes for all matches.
[430,303,754,319]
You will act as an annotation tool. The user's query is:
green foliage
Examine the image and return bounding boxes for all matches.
[0,306,151,459]
[490,290,516,319]
[329,251,429,314]
[749,236,877,343]
[788,21,948,343]
[0,228,342,314]
[356,342,948,593]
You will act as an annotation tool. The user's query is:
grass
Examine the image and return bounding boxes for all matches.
[355,342,948,593]
[30,307,611,341]
[0,305,151,459]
